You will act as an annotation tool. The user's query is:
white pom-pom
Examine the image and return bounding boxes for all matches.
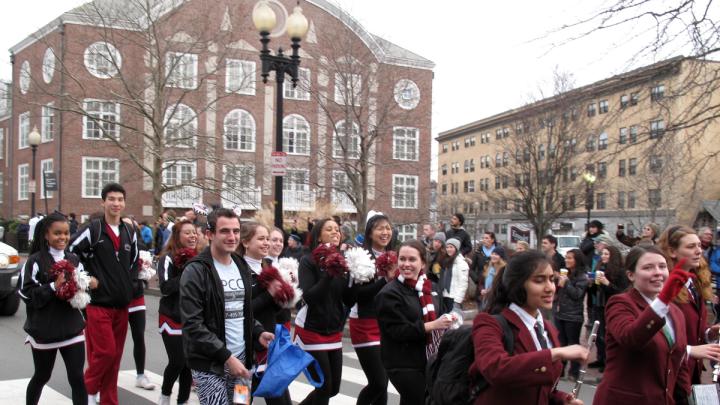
[70,266,92,309]
[283,285,303,309]
[345,247,376,284]
[277,257,300,286]
[70,292,91,309]
[74,267,91,292]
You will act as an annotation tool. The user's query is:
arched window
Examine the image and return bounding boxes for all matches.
[495,153,502,167]
[164,104,196,147]
[84,41,121,78]
[224,109,256,152]
[283,114,310,155]
[333,120,360,159]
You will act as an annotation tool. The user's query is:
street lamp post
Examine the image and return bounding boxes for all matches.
[28,127,42,218]
[252,0,309,230]
[582,172,597,231]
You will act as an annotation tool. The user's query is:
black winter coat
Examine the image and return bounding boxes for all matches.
[158,255,182,323]
[179,248,264,376]
[297,254,354,334]
[552,269,589,323]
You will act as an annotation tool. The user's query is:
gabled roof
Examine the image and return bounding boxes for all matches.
[9,0,434,70]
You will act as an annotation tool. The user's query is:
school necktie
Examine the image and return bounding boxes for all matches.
[662,322,675,347]
[534,321,549,350]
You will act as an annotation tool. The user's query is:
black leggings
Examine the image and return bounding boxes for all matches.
[299,349,343,405]
[554,318,583,377]
[355,346,387,405]
[387,369,425,405]
[26,342,86,405]
[592,306,607,364]
[128,309,146,375]
[160,333,192,403]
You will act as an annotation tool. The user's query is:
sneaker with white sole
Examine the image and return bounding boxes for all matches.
[158,394,171,405]
[136,374,156,390]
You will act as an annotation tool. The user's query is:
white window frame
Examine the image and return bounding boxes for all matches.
[84,42,121,79]
[41,103,55,142]
[83,100,120,140]
[164,103,197,148]
[392,127,419,161]
[166,52,198,89]
[392,174,418,209]
[223,164,256,190]
[40,159,53,199]
[81,157,119,198]
[284,67,310,100]
[19,112,30,149]
[283,168,310,192]
[334,72,361,106]
[18,164,29,201]
[397,224,417,242]
[0,128,4,159]
[333,120,360,159]
[19,60,31,94]
[42,47,55,84]
[163,161,197,190]
[225,59,256,95]
[283,114,310,155]
[224,109,256,152]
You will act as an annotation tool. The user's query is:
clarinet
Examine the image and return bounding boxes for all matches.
[571,320,600,399]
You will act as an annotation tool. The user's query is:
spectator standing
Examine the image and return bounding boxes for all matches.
[28,213,44,245]
[68,213,79,236]
[179,208,273,405]
[616,222,659,247]
[421,223,435,250]
[580,220,606,260]
[440,238,469,314]
[426,233,446,280]
[541,235,566,271]
[552,249,589,381]
[284,234,305,260]
[138,221,154,252]
[17,218,30,252]
[444,213,473,256]
[69,183,138,405]
[479,251,506,305]
[470,231,506,303]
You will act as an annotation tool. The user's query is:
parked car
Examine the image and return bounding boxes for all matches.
[556,235,582,257]
[0,242,21,316]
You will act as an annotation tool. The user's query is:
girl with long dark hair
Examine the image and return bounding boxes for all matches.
[295,218,354,405]
[471,251,587,404]
[157,219,197,405]
[552,249,589,381]
[350,212,393,405]
[376,240,452,405]
[19,213,88,405]
[587,245,628,371]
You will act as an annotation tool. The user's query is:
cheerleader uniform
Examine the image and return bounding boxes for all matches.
[349,247,388,405]
[158,255,192,404]
[295,254,354,405]
[19,248,87,405]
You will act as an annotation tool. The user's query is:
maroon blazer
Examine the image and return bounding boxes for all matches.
[675,286,708,387]
[594,289,690,405]
[470,308,568,405]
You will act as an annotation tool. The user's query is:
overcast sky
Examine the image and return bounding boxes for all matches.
[0,0,686,177]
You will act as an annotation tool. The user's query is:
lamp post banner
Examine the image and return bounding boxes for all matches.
[44,172,58,191]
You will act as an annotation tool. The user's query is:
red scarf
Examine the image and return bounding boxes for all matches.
[399,273,437,322]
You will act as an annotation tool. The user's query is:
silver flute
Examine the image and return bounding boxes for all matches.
[571,320,600,399]
[713,336,720,383]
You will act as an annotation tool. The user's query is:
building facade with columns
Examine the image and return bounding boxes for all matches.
[0,0,433,237]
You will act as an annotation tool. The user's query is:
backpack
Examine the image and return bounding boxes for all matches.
[82,219,134,260]
[425,313,514,405]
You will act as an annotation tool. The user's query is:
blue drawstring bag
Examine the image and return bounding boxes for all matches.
[253,324,325,398]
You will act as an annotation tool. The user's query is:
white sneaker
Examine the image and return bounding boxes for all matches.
[158,394,171,405]
[136,374,156,390]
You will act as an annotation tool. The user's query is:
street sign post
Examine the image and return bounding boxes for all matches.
[271,151,287,177]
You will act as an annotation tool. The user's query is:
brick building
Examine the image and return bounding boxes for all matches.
[0,0,434,237]
[436,57,720,245]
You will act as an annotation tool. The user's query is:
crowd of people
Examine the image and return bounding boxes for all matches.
[15,189,720,405]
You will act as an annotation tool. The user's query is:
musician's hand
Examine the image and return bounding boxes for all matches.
[690,343,720,361]
[708,324,720,342]
[551,345,589,362]
[564,397,583,405]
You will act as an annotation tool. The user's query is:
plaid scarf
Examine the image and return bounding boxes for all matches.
[398,273,442,357]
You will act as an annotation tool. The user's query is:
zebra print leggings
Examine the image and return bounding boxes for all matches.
[192,357,250,405]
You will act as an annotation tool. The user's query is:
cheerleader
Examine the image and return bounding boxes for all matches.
[19,213,88,405]
[375,240,451,405]
[594,245,690,404]
[350,211,392,405]
[295,218,354,405]
[240,222,295,405]
[470,251,587,404]
[658,226,720,390]
[157,219,197,405]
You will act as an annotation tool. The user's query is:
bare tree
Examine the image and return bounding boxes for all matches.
[23,0,258,217]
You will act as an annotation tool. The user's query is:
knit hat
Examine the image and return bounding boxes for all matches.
[289,234,302,244]
[433,232,446,243]
[594,234,613,246]
[446,238,461,251]
[589,220,604,230]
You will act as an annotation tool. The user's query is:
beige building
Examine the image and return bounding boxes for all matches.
[436,56,720,245]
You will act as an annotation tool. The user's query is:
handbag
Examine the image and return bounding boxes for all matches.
[253,324,325,398]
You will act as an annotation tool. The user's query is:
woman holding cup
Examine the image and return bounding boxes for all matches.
[552,249,589,381]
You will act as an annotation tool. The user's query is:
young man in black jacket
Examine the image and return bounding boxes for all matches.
[69,183,138,405]
[180,208,273,405]
[444,213,473,256]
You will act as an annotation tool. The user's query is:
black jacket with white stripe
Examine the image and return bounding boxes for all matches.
[19,250,86,344]
[158,255,182,323]
[69,218,138,308]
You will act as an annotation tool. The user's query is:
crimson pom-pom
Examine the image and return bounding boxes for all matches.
[173,247,198,270]
[312,244,349,277]
[49,260,79,301]
[258,266,295,305]
[376,251,398,279]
